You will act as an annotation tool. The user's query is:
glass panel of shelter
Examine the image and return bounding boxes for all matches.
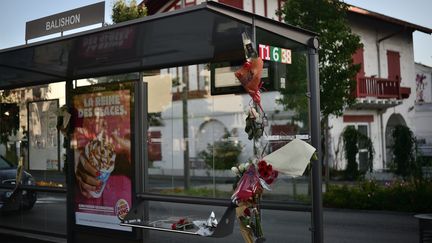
[144,56,311,203]
[140,201,311,242]
[0,82,67,235]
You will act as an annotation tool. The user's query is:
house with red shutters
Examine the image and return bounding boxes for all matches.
[141,0,432,173]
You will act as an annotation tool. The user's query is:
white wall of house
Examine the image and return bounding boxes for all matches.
[150,87,296,172]
[414,63,432,154]
[415,63,432,104]
[328,111,383,171]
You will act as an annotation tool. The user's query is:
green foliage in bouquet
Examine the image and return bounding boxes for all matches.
[198,133,242,170]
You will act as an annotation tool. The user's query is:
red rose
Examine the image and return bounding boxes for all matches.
[244,207,251,216]
[272,170,279,179]
[265,178,274,184]
[267,164,273,171]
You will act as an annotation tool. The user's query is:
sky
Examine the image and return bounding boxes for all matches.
[0,0,431,66]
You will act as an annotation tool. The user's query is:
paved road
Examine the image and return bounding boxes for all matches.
[0,194,419,243]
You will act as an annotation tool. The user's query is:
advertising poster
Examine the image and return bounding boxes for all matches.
[72,84,133,231]
[28,100,59,171]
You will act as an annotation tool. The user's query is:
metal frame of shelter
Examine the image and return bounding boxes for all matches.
[0,2,322,243]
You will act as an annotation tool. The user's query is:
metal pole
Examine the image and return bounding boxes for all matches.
[136,76,149,241]
[180,0,190,190]
[65,79,74,243]
[182,66,191,190]
[308,37,323,243]
[136,74,148,194]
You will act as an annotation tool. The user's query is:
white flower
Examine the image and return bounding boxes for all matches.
[237,163,245,172]
[231,166,239,175]
[238,162,250,173]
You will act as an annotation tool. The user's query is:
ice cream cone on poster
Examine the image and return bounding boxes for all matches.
[236,203,254,243]
[263,139,316,176]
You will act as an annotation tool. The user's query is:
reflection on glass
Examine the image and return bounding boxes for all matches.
[145,60,310,203]
[0,82,66,187]
[0,83,66,235]
[0,192,66,235]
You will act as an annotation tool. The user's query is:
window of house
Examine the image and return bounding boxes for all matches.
[345,124,370,172]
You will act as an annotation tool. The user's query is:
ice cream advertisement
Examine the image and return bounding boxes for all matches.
[72,84,133,231]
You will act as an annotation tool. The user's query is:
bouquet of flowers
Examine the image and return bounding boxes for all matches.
[171,218,193,230]
[231,160,278,243]
[231,139,316,243]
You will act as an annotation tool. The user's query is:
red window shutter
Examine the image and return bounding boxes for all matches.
[218,0,243,9]
[343,115,374,123]
[352,47,365,79]
[387,50,401,82]
[270,124,297,152]
[148,131,162,161]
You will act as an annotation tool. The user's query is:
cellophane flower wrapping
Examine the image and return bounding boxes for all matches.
[231,161,278,243]
[232,164,262,203]
[234,57,264,106]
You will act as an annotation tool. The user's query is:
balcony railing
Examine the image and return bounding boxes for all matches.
[356,77,400,99]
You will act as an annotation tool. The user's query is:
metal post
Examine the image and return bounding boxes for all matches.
[182,66,191,190]
[308,37,323,243]
[136,74,148,194]
[136,75,149,241]
[65,79,74,243]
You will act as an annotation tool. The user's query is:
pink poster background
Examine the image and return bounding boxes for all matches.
[73,87,132,228]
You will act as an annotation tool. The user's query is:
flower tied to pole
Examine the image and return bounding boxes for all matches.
[232,32,316,243]
[235,32,265,113]
[231,160,278,242]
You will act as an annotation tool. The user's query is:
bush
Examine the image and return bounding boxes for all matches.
[341,126,374,180]
[198,133,242,170]
[389,125,419,179]
[343,126,359,180]
[324,180,432,212]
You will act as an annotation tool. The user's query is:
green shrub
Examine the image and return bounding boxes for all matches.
[198,133,242,170]
[324,180,432,212]
[341,126,374,180]
[389,125,420,179]
[343,126,359,180]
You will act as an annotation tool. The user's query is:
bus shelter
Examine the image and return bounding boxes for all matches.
[0,2,322,243]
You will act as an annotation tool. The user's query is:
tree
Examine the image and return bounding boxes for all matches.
[112,0,147,24]
[341,126,374,180]
[390,125,419,179]
[278,0,362,179]
[198,132,243,170]
[276,53,309,131]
